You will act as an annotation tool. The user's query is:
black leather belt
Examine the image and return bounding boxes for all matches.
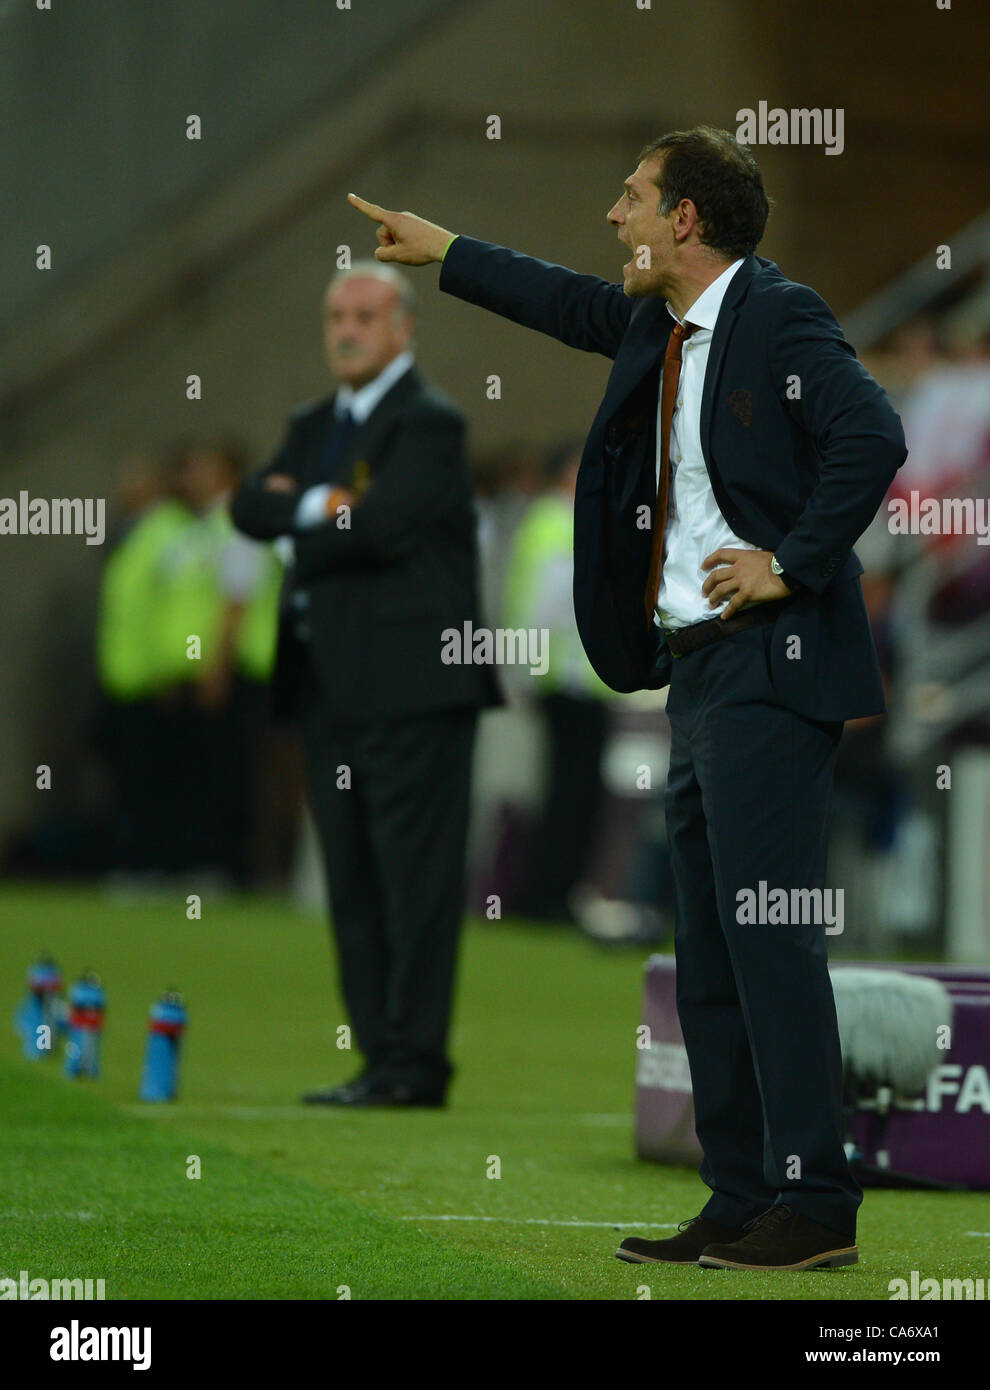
[663,596,794,658]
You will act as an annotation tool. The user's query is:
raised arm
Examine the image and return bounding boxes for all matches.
[348,194,632,360]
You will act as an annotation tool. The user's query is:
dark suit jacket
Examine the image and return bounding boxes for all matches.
[231,365,501,721]
[440,238,907,722]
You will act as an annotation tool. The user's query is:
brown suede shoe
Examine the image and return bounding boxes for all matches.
[616,1214,747,1265]
[699,1204,858,1270]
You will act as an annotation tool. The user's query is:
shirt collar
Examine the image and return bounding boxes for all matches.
[335,349,415,424]
[665,258,744,334]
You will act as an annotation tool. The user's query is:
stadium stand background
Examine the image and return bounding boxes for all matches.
[1,0,988,953]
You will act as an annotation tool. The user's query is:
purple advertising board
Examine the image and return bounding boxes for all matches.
[635,955,990,1189]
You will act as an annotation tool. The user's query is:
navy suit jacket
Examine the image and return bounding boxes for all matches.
[440,237,907,722]
[230,366,501,721]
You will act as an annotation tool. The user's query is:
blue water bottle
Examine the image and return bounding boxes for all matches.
[63,973,106,1079]
[14,957,65,1059]
[139,991,187,1102]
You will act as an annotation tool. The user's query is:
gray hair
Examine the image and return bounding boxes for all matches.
[325,260,416,320]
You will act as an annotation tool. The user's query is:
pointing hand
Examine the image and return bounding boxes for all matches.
[347,193,455,266]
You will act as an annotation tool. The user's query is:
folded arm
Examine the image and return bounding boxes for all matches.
[229,425,303,540]
[290,408,467,581]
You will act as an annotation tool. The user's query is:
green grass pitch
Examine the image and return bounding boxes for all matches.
[1,884,984,1300]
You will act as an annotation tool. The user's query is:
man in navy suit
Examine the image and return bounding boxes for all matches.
[232,266,500,1108]
[349,124,906,1270]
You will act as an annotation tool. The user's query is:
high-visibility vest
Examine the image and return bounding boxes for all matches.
[503,494,612,699]
[235,529,282,681]
[154,503,282,685]
[95,501,190,700]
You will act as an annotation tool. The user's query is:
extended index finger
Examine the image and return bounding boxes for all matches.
[347,192,391,223]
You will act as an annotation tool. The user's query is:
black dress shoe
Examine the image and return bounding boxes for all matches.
[699,1204,858,1270]
[616,1214,746,1265]
[363,1079,447,1108]
[301,1075,446,1108]
[301,1074,375,1106]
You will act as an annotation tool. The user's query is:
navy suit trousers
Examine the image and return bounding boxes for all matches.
[663,620,862,1239]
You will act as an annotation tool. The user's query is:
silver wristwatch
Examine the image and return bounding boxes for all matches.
[770,554,801,593]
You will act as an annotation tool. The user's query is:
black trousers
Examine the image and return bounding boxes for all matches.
[154,678,268,881]
[663,621,862,1240]
[98,697,166,874]
[300,675,478,1092]
[516,692,608,921]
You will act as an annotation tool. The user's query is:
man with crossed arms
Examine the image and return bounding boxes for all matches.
[349,125,906,1271]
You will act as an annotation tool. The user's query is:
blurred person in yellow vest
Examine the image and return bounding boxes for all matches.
[157,439,281,695]
[97,452,180,706]
[154,438,282,885]
[503,441,615,924]
[96,452,188,883]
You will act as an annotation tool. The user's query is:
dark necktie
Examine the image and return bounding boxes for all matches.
[321,407,356,483]
[644,320,697,623]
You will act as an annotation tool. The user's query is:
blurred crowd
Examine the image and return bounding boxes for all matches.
[92,439,294,893]
[5,320,988,949]
[472,320,990,949]
[832,321,990,946]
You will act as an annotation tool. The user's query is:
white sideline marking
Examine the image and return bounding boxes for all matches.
[965,1231,990,1237]
[123,1106,320,1119]
[123,1107,635,1123]
[400,1215,678,1229]
[0,1210,96,1222]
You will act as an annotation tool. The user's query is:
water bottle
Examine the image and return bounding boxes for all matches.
[63,973,106,1079]
[14,957,65,1060]
[139,991,187,1102]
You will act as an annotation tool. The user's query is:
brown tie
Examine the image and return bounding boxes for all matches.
[644,319,696,623]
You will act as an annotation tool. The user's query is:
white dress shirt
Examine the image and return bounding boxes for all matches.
[294,350,415,528]
[654,259,759,629]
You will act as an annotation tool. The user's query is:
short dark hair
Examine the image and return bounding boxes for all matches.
[637,126,771,260]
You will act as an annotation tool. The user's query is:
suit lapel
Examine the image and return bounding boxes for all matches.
[598,296,673,424]
[308,366,421,487]
[300,399,336,486]
[597,255,766,444]
[345,366,419,480]
[699,255,762,466]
